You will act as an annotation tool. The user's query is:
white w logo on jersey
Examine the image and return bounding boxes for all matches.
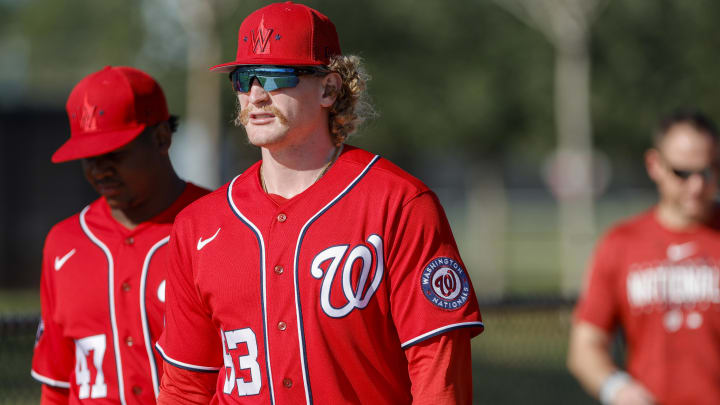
[310,234,385,318]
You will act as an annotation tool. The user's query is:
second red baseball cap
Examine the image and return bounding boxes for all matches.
[51,66,169,163]
[210,2,342,72]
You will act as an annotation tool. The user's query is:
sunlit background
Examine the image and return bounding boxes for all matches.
[2,0,720,403]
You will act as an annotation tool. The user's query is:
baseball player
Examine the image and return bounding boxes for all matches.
[155,3,484,404]
[568,110,720,405]
[31,66,209,404]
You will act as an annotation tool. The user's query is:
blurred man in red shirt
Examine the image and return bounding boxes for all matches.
[569,110,720,405]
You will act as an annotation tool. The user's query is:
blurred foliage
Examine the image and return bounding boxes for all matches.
[0,0,146,106]
[216,0,556,169]
[2,0,720,185]
[592,0,720,187]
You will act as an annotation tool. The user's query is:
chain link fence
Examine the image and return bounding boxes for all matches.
[0,315,39,405]
[0,300,601,404]
[472,299,599,404]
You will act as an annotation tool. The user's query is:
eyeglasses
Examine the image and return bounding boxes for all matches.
[229,65,329,93]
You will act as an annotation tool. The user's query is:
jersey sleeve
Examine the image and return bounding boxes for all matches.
[40,385,70,405]
[31,231,75,388]
[406,329,473,405]
[574,230,622,332]
[387,191,483,348]
[157,361,217,405]
[156,220,223,372]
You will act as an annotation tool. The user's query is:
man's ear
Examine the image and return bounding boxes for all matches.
[320,72,342,108]
[152,121,173,155]
[645,148,662,182]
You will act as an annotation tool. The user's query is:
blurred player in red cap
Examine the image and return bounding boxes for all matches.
[568,110,720,405]
[155,2,484,404]
[31,66,209,404]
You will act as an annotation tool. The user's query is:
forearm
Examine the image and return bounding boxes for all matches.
[567,321,619,397]
[406,329,473,405]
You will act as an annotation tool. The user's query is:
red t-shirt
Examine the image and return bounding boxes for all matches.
[32,183,209,404]
[575,208,720,405]
[157,146,484,404]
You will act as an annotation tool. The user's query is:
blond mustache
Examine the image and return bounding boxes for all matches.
[239,106,289,126]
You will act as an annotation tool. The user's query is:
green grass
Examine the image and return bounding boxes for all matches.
[0,290,39,315]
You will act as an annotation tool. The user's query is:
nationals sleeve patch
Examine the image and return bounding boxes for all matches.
[421,257,471,311]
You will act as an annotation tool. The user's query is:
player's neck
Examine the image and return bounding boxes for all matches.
[110,170,186,230]
[260,140,341,199]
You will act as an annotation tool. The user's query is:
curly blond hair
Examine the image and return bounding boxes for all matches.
[326,54,375,145]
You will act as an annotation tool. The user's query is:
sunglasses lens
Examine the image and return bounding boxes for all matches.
[230,70,251,92]
[672,169,693,180]
[230,67,304,93]
[259,76,300,92]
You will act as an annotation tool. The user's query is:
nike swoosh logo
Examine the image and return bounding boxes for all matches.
[667,242,696,262]
[54,248,77,271]
[197,228,221,251]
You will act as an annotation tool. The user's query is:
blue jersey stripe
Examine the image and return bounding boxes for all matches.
[155,343,221,373]
[400,322,485,349]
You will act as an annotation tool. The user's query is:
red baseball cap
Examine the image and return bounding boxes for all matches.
[51,66,169,163]
[210,2,342,72]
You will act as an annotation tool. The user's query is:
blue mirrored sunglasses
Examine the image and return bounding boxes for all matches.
[229,65,329,93]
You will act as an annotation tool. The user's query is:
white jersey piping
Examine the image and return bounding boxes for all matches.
[79,205,127,405]
[139,236,170,399]
[227,174,276,404]
[31,369,71,388]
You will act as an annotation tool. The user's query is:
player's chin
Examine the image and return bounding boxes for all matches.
[102,193,133,210]
[683,199,713,220]
[245,130,286,148]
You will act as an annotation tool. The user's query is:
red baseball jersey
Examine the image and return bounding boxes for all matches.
[157,146,484,404]
[575,209,720,405]
[32,183,208,405]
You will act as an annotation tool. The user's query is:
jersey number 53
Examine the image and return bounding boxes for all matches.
[222,328,261,397]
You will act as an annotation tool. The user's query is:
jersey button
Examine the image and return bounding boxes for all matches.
[277,213,287,222]
[125,336,133,346]
[125,237,134,245]
[274,265,284,275]
[283,378,293,388]
[132,386,142,395]
[121,282,131,292]
[278,321,287,331]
